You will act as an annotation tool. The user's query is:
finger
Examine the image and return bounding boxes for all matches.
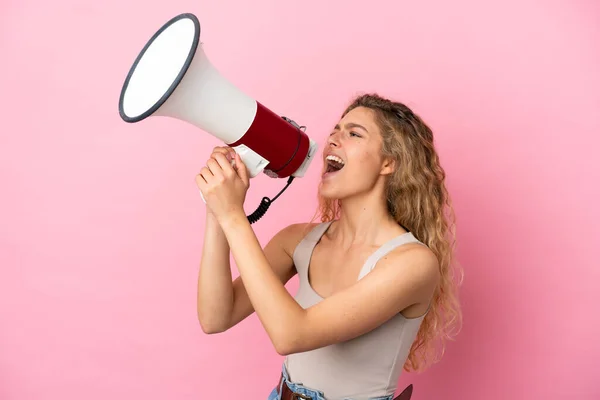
[213,145,232,152]
[206,158,224,178]
[234,152,250,186]
[212,152,235,174]
[211,146,234,160]
[195,172,207,189]
[199,166,213,184]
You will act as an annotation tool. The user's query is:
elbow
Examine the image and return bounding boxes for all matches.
[273,340,294,356]
[200,323,227,335]
[197,315,229,335]
[272,330,302,356]
[272,312,310,355]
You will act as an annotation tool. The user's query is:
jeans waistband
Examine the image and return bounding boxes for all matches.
[277,363,325,400]
[274,363,395,400]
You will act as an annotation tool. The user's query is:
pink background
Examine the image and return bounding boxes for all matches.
[1,0,599,399]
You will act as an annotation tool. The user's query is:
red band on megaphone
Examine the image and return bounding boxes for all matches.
[228,102,310,178]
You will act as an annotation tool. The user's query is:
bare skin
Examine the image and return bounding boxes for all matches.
[197,208,310,333]
[196,107,439,355]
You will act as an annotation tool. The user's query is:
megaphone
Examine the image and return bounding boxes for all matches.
[118,12,318,223]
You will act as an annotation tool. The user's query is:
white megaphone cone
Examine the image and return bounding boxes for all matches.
[118,13,318,223]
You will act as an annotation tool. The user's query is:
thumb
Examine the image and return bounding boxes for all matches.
[234,152,250,186]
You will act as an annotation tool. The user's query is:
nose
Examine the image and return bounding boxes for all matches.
[327,131,340,147]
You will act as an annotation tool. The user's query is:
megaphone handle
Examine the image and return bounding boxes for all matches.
[231,144,269,178]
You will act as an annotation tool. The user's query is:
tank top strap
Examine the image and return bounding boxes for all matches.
[292,221,334,275]
[305,220,334,242]
[357,232,423,280]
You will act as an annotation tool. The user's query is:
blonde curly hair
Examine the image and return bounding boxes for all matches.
[313,93,463,372]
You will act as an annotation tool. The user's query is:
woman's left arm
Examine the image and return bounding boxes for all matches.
[219,211,439,355]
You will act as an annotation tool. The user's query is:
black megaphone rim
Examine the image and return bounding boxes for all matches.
[118,12,201,123]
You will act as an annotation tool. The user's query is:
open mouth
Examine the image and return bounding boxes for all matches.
[324,155,345,174]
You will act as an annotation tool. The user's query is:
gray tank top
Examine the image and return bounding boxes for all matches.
[284,221,428,400]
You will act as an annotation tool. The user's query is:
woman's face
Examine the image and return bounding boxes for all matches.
[318,106,394,200]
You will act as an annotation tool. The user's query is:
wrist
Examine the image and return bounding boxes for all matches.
[217,208,248,231]
[206,211,222,228]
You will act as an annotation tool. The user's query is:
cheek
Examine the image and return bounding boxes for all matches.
[355,150,381,173]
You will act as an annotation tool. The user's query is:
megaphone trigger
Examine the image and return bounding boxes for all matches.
[118,12,318,224]
[229,144,269,179]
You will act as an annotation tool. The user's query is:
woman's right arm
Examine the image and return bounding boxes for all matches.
[196,210,235,333]
[196,213,309,334]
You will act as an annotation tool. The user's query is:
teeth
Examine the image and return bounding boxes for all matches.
[326,155,345,166]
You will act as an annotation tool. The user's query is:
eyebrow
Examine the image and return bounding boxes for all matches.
[334,122,369,134]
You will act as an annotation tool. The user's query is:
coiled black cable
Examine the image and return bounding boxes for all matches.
[247,176,295,224]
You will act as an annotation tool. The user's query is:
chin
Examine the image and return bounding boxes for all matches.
[318,190,340,200]
[318,181,349,200]
[317,182,337,199]
[319,177,377,202]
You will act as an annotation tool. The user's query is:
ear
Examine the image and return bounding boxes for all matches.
[380,156,396,176]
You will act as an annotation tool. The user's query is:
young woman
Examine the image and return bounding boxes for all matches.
[195,93,462,400]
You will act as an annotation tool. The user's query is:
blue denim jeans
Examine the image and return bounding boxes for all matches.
[267,363,394,400]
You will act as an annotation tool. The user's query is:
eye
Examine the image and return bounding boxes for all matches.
[350,131,361,138]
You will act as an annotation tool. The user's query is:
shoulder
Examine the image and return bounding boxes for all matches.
[269,221,321,256]
[376,240,440,299]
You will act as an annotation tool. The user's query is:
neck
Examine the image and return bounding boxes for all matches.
[330,188,401,247]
